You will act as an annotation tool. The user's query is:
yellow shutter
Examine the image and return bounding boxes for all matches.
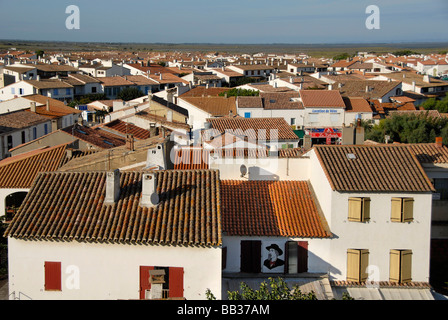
[348,198,362,222]
[400,250,413,283]
[402,198,414,222]
[362,198,371,222]
[359,249,370,282]
[391,198,403,222]
[347,249,360,281]
[389,249,401,282]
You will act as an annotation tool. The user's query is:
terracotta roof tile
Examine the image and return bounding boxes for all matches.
[313,145,435,192]
[103,120,151,140]
[4,170,222,247]
[181,96,237,117]
[207,117,299,141]
[61,124,126,149]
[221,180,331,238]
[300,90,346,108]
[0,143,70,188]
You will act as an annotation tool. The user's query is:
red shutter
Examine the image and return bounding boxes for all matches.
[45,261,61,291]
[297,241,308,273]
[139,266,154,300]
[169,267,184,298]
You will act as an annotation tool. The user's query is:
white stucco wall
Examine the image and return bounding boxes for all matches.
[222,236,332,275]
[210,157,310,181]
[8,239,222,300]
[328,191,432,282]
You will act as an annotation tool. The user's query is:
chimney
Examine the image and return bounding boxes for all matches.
[30,101,37,112]
[105,169,121,205]
[46,99,50,111]
[140,173,159,208]
[126,134,135,151]
[167,110,173,122]
[436,137,443,148]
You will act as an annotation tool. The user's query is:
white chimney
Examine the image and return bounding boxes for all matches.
[30,101,37,112]
[105,169,121,205]
[141,173,159,208]
[167,110,173,122]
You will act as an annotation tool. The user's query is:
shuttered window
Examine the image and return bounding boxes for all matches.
[139,266,184,299]
[390,250,412,283]
[348,197,371,222]
[391,198,414,223]
[240,240,261,273]
[285,241,308,274]
[347,249,369,282]
[44,261,62,291]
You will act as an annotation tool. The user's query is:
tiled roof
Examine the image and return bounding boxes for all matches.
[4,170,222,247]
[313,145,435,192]
[24,79,74,89]
[103,120,151,140]
[61,124,126,149]
[181,96,237,117]
[0,110,49,134]
[334,80,400,99]
[23,95,82,118]
[221,180,331,238]
[207,117,299,141]
[299,90,346,108]
[343,97,373,113]
[408,143,448,164]
[173,148,210,170]
[179,86,230,97]
[98,76,136,87]
[0,143,70,188]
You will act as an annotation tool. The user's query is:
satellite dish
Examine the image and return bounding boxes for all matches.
[240,164,248,177]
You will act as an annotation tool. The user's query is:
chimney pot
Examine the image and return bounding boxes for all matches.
[105,169,121,204]
[141,173,159,208]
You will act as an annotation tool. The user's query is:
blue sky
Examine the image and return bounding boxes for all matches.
[0,0,447,44]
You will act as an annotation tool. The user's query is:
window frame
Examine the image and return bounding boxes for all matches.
[391,197,414,223]
[348,197,371,222]
[389,249,412,283]
[346,249,369,282]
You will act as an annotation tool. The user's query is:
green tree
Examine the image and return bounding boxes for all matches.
[364,113,448,145]
[333,53,351,61]
[116,87,144,101]
[226,277,318,300]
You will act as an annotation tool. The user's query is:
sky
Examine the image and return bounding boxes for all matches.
[0,0,447,44]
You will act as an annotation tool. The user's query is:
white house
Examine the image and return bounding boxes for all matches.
[5,169,222,300]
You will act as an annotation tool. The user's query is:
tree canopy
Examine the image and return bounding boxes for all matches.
[363,113,448,145]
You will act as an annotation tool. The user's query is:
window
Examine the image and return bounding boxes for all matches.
[309,113,319,123]
[66,88,71,95]
[434,179,448,200]
[348,197,371,222]
[21,131,26,144]
[45,261,62,291]
[389,250,412,283]
[53,89,59,96]
[11,87,15,95]
[139,266,184,300]
[19,88,24,95]
[347,249,369,282]
[330,113,340,123]
[33,127,37,140]
[44,124,48,135]
[391,197,414,222]
[240,240,261,273]
[244,112,251,119]
[285,241,308,274]
[7,135,13,150]
[290,118,296,126]
[92,86,97,93]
